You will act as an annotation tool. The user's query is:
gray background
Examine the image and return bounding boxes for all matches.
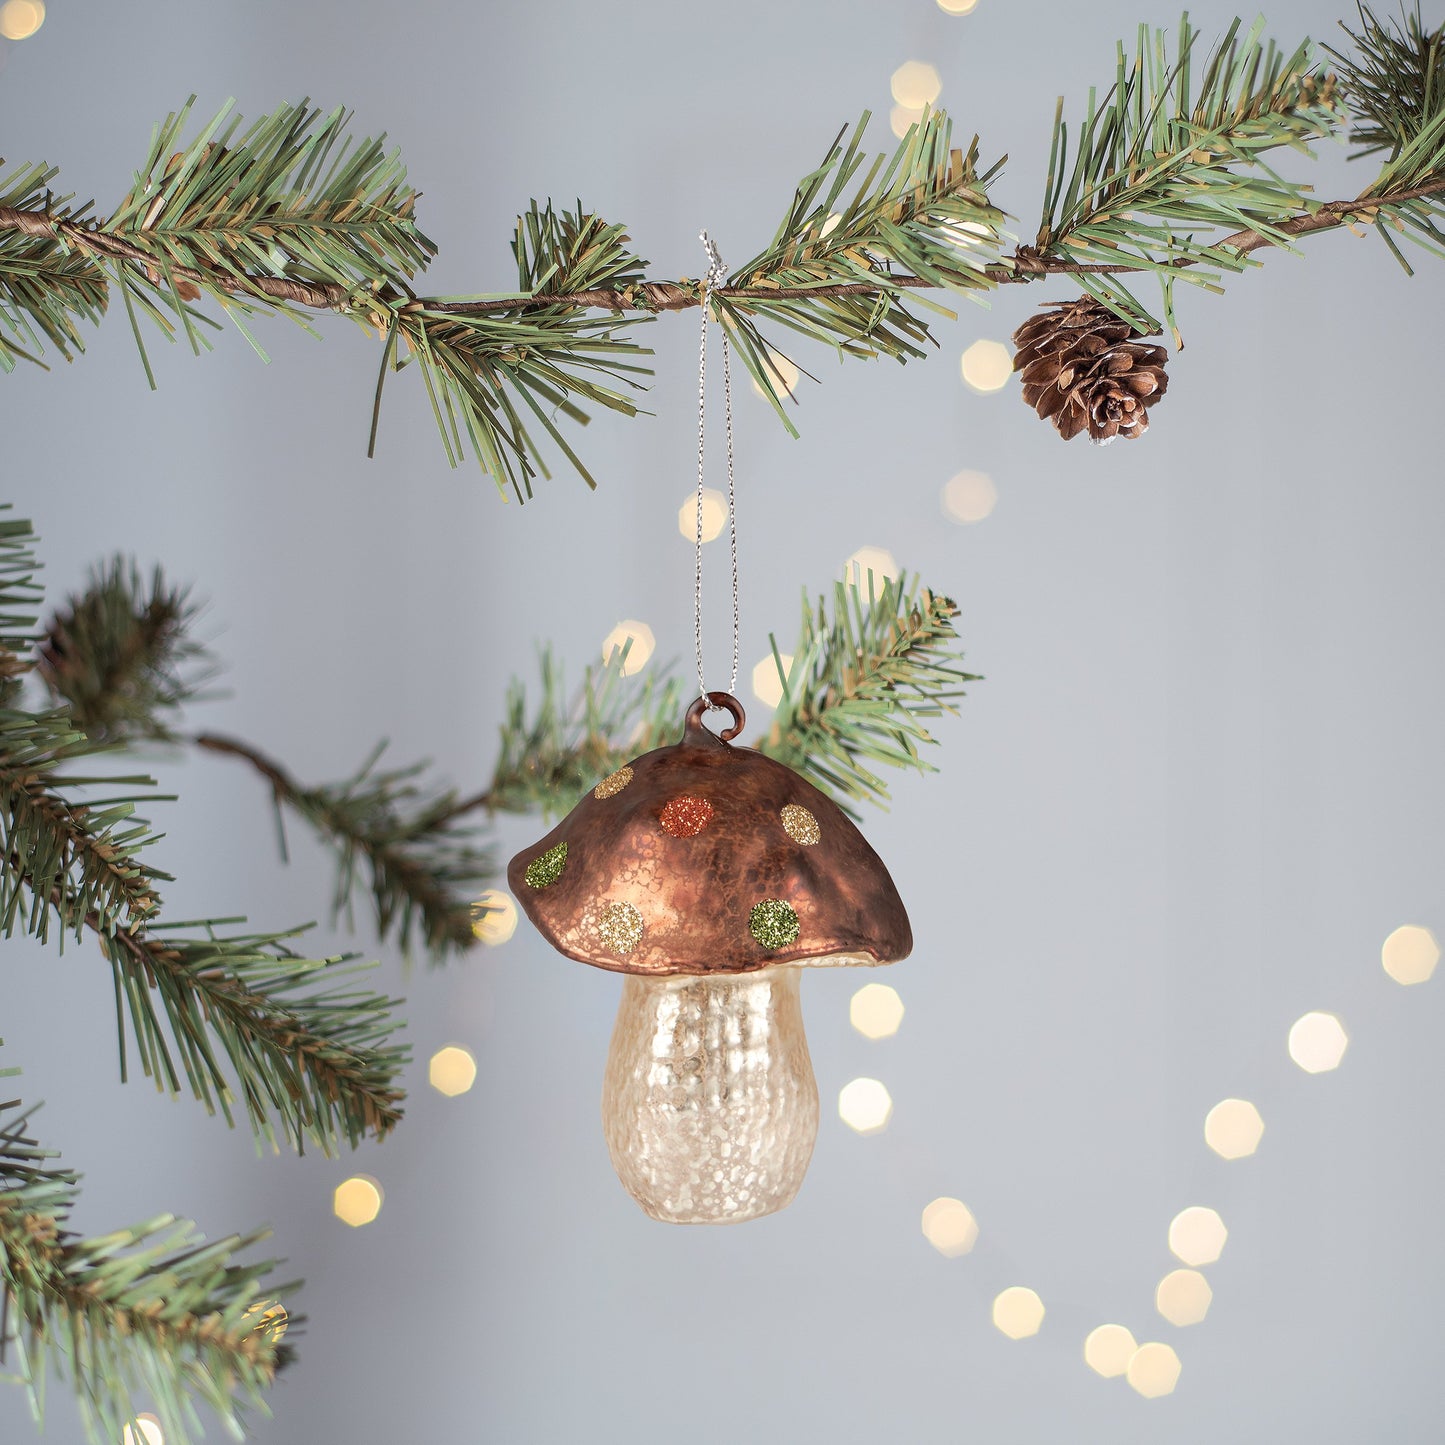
[3,0,1444,1440]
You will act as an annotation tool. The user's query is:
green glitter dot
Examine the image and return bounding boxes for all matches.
[749,898,800,950]
[524,841,568,889]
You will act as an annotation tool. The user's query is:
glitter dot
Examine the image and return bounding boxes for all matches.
[780,803,820,846]
[659,794,714,837]
[524,841,567,889]
[593,765,634,800]
[749,898,800,950]
[598,901,645,955]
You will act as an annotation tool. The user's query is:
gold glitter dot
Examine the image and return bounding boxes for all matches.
[780,803,820,846]
[659,794,714,837]
[594,765,634,800]
[598,901,645,955]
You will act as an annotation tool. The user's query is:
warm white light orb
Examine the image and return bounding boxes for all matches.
[850,982,904,1039]
[845,546,898,590]
[890,105,924,140]
[750,349,799,402]
[1382,925,1439,985]
[941,469,998,523]
[1127,1342,1182,1398]
[961,339,1013,393]
[891,61,942,109]
[937,0,979,13]
[678,487,727,544]
[333,1176,383,1227]
[1288,1011,1348,1073]
[1156,1268,1213,1326]
[1204,1098,1264,1159]
[0,0,45,40]
[838,1077,893,1134]
[921,1196,978,1257]
[472,888,518,945]
[429,1045,477,1097]
[751,653,794,709]
[1084,1323,1137,1378]
[993,1286,1045,1339]
[1168,1206,1226,1266]
[601,620,656,676]
[122,1417,164,1445]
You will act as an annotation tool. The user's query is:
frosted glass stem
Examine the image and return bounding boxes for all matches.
[601,967,819,1225]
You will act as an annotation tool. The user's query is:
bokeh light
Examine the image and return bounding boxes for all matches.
[1288,1011,1348,1073]
[1168,1206,1227,1266]
[1084,1323,1137,1378]
[1381,924,1439,985]
[429,1045,477,1098]
[1156,1268,1213,1326]
[678,487,727,544]
[751,653,794,709]
[122,1417,163,1445]
[890,105,925,140]
[750,348,799,402]
[937,0,979,12]
[333,1175,383,1227]
[850,982,904,1039]
[992,1286,1045,1339]
[921,1196,978,1257]
[1127,1342,1182,1398]
[1204,1098,1264,1159]
[838,1077,893,1134]
[601,620,655,676]
[961,339,1013,393]
[890,61,942,109]
[0,1,45,40]
[242,1299,289,1343]
[471,888,518,946]
[941,468,998,523]
[845,545,899,589]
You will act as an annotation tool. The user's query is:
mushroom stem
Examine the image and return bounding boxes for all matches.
[601,966,819,1224]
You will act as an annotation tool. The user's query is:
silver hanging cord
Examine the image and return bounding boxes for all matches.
[694,230,740,706]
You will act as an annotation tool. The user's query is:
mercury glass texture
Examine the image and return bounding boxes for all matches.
[601,966,818,1224]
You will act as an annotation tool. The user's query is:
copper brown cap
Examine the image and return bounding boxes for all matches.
[506,693,913,977]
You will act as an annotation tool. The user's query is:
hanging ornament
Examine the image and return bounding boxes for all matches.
[507,236,912,1224]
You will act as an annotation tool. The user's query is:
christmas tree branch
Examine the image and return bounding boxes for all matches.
[4,8,1444,474]
[0,1088,293,1445]
[191,731,491,962]
[757,574,976,813]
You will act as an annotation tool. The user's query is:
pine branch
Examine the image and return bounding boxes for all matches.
[1330,5,1445,269]
[476,646,690,819]
[0,717,407,1147]
[757,574,977,814]
[1030,16,1345,333]
[192,732,492,962]
[38,558,216,745]
[0,1090,294,1445]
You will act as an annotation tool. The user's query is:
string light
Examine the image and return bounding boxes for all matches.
[1156,1268,1213,1326]
[890,61,942,109]
[941,468,998,523]
[849,982,904,1039]
[838,1077,893,1134]
[992,1286,1045,1339]
[1168,1206,1227,1266]
[937,0,979,12]
[961,339,1013,393]
[122,1418,164,1445]
[601,620,656,677]
[1288,1011,1348,1073]
[1203,1098,1264,1159]
[845,546,898,589]
[428,1045,477,1097]
[921,1197,978,1256]
[1084,1323,1137,1378]
[679,487,727,544]
[472,888,518,945]
[1127,1342,1182,1398]
[333,1176,383,1227]
[890,105,925,140]
[0,1,45,40]
[751,653,793,709]
[1381,925,1439,985]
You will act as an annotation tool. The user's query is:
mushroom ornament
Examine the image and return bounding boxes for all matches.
[508,692,912,1224]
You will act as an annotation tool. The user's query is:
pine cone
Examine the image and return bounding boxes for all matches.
[1012,299,1169,443]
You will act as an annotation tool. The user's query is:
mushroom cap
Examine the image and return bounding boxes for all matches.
[507,693,912,977]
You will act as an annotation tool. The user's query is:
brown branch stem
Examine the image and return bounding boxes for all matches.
[5,179,1443,322]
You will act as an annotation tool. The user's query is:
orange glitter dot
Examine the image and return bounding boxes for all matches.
[659,794,714,837]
